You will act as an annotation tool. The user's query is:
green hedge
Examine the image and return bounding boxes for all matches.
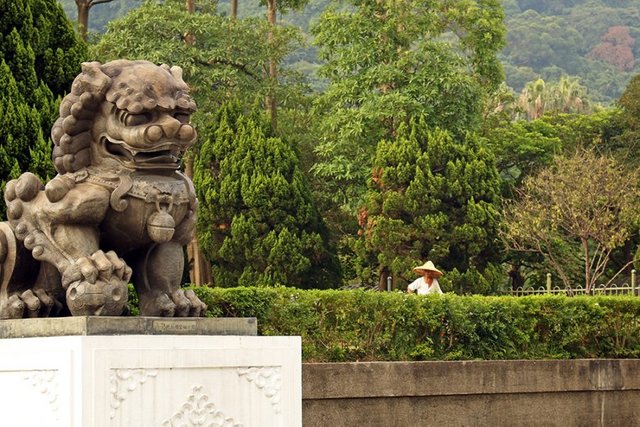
[136,286,640,362]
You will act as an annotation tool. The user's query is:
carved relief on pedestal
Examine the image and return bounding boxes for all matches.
[24,370,59,418]
[109,368,158,419]
[162,385,242,427]
[237,366,282,414]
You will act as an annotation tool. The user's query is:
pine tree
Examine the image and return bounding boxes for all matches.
[0,0,86,216]
[357,118,503,294]
[193,102,340,289]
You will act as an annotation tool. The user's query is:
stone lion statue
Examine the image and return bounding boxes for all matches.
[0,60,207,318]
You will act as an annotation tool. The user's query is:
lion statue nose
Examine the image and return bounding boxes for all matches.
[161,117,181,139]
[144,121,194,143]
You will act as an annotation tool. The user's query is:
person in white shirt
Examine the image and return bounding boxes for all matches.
[407,260,443,295]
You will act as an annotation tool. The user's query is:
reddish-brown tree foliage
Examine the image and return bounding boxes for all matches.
[588,26,635,71]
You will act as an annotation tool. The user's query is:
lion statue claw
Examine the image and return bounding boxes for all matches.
[0,60,207,318]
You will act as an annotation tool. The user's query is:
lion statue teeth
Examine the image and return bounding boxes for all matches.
[0,60,207,318]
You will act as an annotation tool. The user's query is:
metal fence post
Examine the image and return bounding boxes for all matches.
[387,276,392,292]
[632,269,636,296]
[546,273,552,294]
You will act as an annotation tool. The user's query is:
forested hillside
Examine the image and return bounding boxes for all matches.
[502,0,640,103]
[58,0,640,103]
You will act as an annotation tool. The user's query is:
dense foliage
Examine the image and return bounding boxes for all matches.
[193,103,340,288]
[502,150,640,291]
[59,0,640,103]
[90,0,302,115]
[615,74,640,164]
[0,0,86,215]
[357,118,503,293]
[502,0,640,103]
[177,286,640,362]
[483,108,625,196]
[311,0,506,209]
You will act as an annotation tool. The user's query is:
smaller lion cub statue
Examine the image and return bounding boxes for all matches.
[0,60,207,318]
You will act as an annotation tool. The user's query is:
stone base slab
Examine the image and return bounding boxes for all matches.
[0,334,301,427]
[0,316,258,338]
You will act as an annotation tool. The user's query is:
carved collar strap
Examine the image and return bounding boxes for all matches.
[75,169,191,213]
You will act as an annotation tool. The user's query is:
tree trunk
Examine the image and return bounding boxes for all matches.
[183,0,211,285]
[582,238,591,293]
[76,0,116,41]
[76,1,90,41]
[231,0,238,19]
[185,157,211,285]
[378,266,390,291]
[266,0,277,130]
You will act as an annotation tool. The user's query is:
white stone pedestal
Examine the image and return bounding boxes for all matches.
[0,334,301,427]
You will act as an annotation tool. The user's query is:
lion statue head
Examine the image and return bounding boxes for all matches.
[51,60,198,174]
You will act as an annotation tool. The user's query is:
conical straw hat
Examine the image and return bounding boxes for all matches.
[412,261,443,277]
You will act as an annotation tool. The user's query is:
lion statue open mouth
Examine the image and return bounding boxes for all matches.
[0,60,207,318]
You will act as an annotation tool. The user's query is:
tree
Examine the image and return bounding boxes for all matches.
[310,0,506,211]
[0,0,86,215]
[609,74,640,167]
[74,0,115,40]
[262,0,308,128]
[500,2,640,103]
[589,26,635,72]
[193,102,340,288]
[57,0,142,35]
[1,0,86,98]
[230,0,238,19]
[617,71,640,129]
[502,150,640,292]
[91,0,303,117]
[357,118,503,293]
[515,77,591,121]
[483,117,562,195]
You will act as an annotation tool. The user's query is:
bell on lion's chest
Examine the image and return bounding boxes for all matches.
[146,209,176,243]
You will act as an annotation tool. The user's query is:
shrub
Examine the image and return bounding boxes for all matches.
[179,286,640,362]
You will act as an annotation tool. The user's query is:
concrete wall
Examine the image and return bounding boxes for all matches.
[302,359,640,426]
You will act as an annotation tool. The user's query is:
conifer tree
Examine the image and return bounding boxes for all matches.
[0,0,86,216]
[193,102,340,288]
[358,118,503,294]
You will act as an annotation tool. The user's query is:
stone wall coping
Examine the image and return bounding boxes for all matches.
[302,359,640,399]
[0,316,257,338]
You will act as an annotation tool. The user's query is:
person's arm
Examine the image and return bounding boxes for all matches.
[407,279,417,293]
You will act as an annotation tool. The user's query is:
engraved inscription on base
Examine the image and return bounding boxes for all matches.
[152,320,197,332]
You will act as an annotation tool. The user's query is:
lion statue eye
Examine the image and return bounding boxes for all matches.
[122,112,151,126]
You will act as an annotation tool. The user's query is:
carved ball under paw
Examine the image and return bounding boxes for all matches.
[66,278,128,316]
